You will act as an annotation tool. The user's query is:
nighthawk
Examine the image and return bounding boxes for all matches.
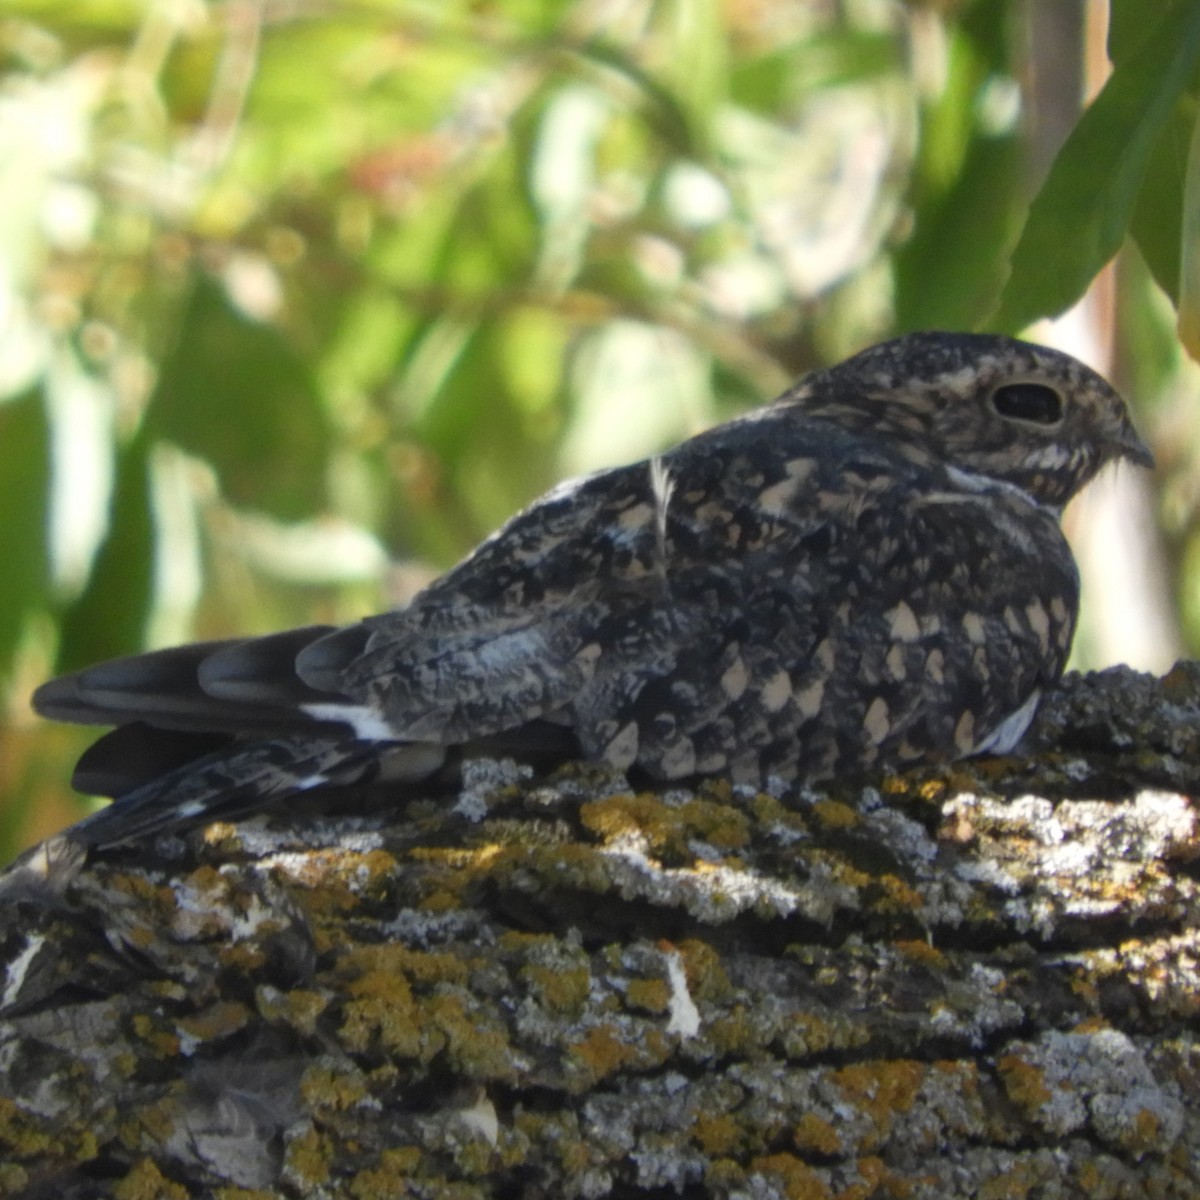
[32,332,1152,849]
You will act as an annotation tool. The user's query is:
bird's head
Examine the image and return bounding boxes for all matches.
[786,332,1153,510]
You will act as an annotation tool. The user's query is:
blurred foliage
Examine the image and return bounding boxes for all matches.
[995,0,1200,335]
[1,0,1198,858]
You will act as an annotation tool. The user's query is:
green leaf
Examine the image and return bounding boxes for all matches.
[1127,98,1193,301]
[1,0,143,28]
[653,0,727,136]
[895,7,1023,332]
[895,135,1022,332]
[147,277,331,520]
[1178,105,1200,358]
[992,4,1200,332]
[0,389,49,686]
[55,426,155,671]
[569,40,699,155]
[1108,0,1192,66]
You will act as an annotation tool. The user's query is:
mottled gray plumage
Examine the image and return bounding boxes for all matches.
[33,332,1152,848]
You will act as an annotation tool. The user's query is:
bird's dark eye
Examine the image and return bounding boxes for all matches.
[990,382,1064,426]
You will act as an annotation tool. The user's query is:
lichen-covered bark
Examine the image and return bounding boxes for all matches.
[3,665,1200,1199]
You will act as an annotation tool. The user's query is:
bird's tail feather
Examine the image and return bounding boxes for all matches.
[61,718,583,851]
[32,625,346,735]
[65,733,433,850]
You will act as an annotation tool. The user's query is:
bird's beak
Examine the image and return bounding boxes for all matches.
[1117,424,1155,470]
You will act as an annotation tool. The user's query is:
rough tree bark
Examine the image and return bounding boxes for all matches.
[2,665,1199,1199]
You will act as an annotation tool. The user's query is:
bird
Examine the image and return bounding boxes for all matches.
[30,331,1153,850]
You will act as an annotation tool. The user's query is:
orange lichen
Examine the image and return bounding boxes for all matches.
[284,1126,333,1189]
[1128,1106,1165,1152]
[498,929,557,952]
[113,1157,189,1200]
[820,856,872,890]
[692,1112,744,1156]
[849,1155,911,1199]
[624,974,672,1012]
[707,1006,761,1057]
[301,1063,368,1112]
[675,937,732,1001]
[256,986,328,1036]
[676,797,753,849]
[524,963,591,1014]
[1073,1161,1108,1197]
[404,949,473,987]
[930,1059,980,1106]
[0,1098,54,1156]
[976,1159,1042,1199]
[894,938,945,968]
[175,1000,251,1044]
[812,799,861,830]
[547,1125,591,1175]
[831,1060,924,1145]
[425,991,514,1079]
[749,790,804,825]
[750,1152,833,1199]
[781,1011,854,1057]
[183,863,225,890]
[340,943,470,987]
[578,792,751,856]
[706,1158,748,1190]
[501,842,615,893]
[875,874,925,913]
[123,924,156,952]
[339,969,422,1057]
[347,1145,422,1200]
[282,848,399,898]
[578,793,675,851]
[793,1111,842,1156]
[131,1013,180,1059]
[219,941,268,972]
[625,976,671,1013]
[995,1053,1052,1112]
[419,886,466,913]
[568,1024,639,1084]
[0,1167,28,1200]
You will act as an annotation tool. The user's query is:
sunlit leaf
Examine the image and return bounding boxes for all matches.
[896,7,1023,331]
[896,137,1022,332]
[319,287,408,394]
[0,389,49,686]
[2,0,143,27]
[993,3,1200,332]
[569,40,698,155]
[148,278,331,519]
[1177,106,1200,359]
[386,316,560,564]
[55,426,154,671]
[653,0,727,138]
